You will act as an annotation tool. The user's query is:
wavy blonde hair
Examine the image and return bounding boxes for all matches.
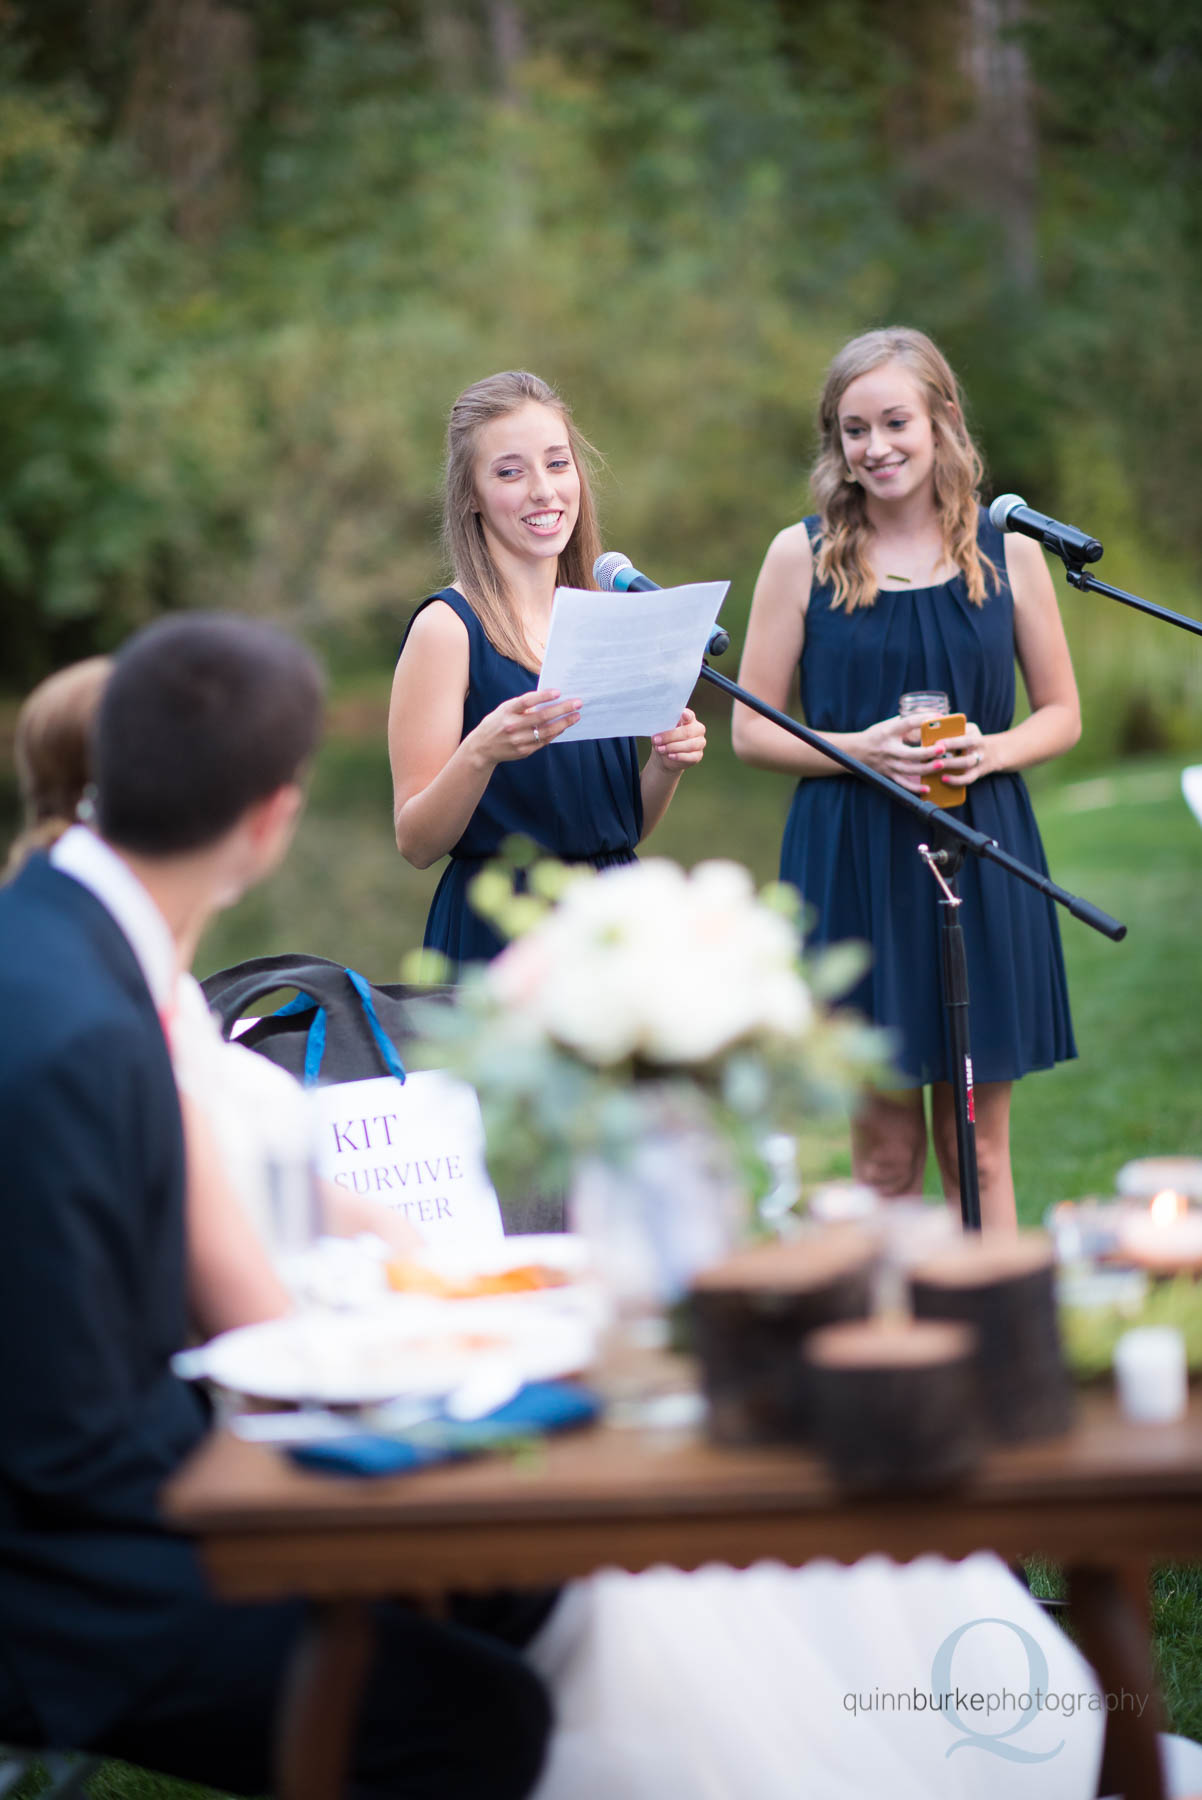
[5,656,113,878]
[442,370,602,669]
[811,327,998,612]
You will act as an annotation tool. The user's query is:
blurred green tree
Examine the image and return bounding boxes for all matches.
[0,0,1197,756]
[0,50,194,683]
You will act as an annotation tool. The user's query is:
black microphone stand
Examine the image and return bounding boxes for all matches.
[695,641,1126,1231]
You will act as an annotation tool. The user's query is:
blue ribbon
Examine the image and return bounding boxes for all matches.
[267,975,405,1088]
[345,968,407,1083]
[267,990,326,1087]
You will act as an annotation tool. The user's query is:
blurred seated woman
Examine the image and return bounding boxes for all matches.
[5,656,113,877]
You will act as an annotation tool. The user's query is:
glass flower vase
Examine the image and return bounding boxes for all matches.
[569,1088,745,1425]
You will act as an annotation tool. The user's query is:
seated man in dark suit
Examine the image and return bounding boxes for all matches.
[0,614,550,1800]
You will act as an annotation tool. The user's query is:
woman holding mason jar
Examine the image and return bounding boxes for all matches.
[732,327,1081,1230]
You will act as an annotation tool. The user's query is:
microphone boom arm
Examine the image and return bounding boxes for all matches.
[695,660,1126,943]
[1058,563,1202,640]
[989,498,1202,638]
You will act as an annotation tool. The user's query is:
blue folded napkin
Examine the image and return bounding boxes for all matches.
[288,1379,600,1476]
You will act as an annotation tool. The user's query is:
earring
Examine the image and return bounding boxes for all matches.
[843,467,857,484]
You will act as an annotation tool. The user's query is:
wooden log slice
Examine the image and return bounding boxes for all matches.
[804,1317,983,1494]
[908,1231,1074,1443]
[688,1229,877,1445]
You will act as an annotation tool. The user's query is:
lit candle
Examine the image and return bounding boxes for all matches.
[1117,1189,1202,1275]
[1113,1326,1189,1423]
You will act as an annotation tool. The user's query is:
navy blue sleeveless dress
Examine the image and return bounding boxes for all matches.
[781,509,1076,1086]
[403,588,643,965]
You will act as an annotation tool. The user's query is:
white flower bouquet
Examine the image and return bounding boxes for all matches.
[405,856,885,1213]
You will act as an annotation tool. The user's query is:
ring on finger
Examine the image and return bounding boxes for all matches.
[974,749,983,766]
[532,725,541,745]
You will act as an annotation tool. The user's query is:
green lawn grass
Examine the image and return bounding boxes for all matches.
[1010,762,1202,1218]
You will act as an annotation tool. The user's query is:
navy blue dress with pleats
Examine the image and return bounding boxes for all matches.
[403,588,643,965]
[781,509,1075,1086]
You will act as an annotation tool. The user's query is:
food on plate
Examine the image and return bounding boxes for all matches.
[385,1259,572,1298]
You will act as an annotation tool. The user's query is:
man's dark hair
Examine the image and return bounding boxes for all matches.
[95,613,324,855]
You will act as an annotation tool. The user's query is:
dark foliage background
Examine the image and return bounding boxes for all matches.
[0,0,1198,761]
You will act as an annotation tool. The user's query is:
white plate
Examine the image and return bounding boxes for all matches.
[178,1297,594,1406]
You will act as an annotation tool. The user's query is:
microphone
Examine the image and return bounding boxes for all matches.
[988,494,1104,565]
[593,552,730,656]
[594,550,659,594]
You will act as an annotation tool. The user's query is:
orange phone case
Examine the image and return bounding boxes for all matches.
[920,713,967,808]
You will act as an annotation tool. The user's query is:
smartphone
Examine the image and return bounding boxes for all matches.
[920,713,967,808]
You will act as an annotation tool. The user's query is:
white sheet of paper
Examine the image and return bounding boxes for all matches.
[537,581,729,743]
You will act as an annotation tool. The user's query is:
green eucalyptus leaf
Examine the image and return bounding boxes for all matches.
[757,879,802,922]
[806,940,872,1001]
[468,867,515,922]
[398,948,453,987]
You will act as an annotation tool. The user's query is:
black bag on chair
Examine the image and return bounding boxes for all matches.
[200,953,561,1233]
[200,952,449,1087]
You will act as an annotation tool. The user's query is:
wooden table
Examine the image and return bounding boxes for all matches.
[164,1385,1202,1800]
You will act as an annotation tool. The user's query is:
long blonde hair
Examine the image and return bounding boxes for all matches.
[442,370,602,668]
[5,656,112,877]
[811,327,998,612]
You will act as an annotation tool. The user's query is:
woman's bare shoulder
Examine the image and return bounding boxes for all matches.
[402,594,471,654]
[754,520,815,615]
[764,519,816,570]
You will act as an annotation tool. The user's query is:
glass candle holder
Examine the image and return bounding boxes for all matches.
[1116,1156,1202,1202]
[1116,1196,1202,1275]
[1044,1197,1127,1264]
